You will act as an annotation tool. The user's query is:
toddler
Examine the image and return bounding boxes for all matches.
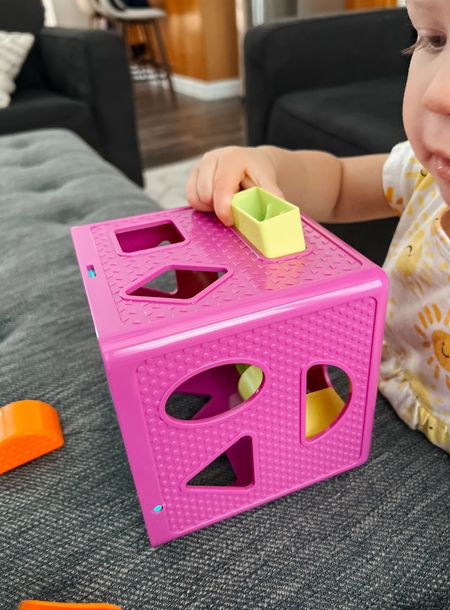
[186,0,450,452]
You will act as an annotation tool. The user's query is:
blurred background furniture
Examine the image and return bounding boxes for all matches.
[75,0,105,28]
[89,0,175,97]
[244,7,414,265]
[0,0,143,185]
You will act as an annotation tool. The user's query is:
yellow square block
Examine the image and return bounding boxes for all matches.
[231,187,306,258]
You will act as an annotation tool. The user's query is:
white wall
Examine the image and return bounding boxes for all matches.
[299,0,346,15]
[46,0,90,28]
[42,0,57,25]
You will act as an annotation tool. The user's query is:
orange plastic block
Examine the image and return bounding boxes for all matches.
[0,400,64,475]
[19,603,121,610]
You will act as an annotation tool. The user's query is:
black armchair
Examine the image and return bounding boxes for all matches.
[0,0,143,186]
[244,8,415,265]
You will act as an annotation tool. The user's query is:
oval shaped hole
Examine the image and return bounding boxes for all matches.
[165,363,265,422]
[304,364,351,440]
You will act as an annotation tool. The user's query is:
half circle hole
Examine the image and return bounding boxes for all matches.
[305,364,351,439]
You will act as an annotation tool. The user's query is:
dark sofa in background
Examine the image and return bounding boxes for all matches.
[245,8,415,265]
[0,0,143,185]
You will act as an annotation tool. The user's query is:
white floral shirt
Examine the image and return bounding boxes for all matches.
[380,140,450,452]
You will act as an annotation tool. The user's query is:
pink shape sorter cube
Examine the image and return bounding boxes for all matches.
[71,204,388,546]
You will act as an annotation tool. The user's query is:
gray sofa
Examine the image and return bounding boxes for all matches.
[0,0,143,186]
[1,129,449,609]
[244,8,414,267]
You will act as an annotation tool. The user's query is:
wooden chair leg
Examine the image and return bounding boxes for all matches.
[140,22,157,68]
[121,21,132,64]
[150,18,176,100]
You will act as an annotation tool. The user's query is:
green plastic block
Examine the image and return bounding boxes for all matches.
[231,187,305,258]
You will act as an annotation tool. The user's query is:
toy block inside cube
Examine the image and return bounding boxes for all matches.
[231,187,305,258]
[237,364,346,438]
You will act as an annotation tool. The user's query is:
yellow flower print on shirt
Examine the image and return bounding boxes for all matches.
[431,208,445,237]
[383,365,432,412]
[415,305,450,391]
[405,167,434,194]
[430,206,450,259]
[385,168,438,297]
[391,228,434,297]
[403,368,432,409]
[385,186,404,216]
[380,141,450,452]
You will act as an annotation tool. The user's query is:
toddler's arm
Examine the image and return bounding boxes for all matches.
[186,145,395,227]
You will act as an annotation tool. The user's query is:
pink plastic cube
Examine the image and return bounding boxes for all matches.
[71,207,388,546]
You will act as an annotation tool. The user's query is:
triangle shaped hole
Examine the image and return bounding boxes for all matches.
[187,436,254,488]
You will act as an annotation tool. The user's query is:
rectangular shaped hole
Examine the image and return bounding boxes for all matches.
[87,265,96,278]
[115,221,184,253]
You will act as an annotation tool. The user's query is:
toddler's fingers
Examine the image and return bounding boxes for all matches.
[244,165,285,201]
[259,181,285,200]
[186,163,200,207]
[196,152,218,207]
[240,176,257,190]
[186,163,212,212]
[213,154,246,226]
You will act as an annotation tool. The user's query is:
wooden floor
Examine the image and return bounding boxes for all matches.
[133,82,246,169]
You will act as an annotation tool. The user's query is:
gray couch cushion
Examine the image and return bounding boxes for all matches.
[3,91,100,152]
[0,129,449,609]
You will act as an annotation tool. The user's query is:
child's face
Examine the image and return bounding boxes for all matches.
[404,0,450,206]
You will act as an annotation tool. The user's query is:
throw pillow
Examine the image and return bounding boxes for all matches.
[0,31,35,109]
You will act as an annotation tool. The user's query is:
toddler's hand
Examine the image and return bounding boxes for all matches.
[186,146,284,226]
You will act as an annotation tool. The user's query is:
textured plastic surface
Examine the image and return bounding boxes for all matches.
[71,206,388,546]
[0,400,64,475]
[237,365,345,437]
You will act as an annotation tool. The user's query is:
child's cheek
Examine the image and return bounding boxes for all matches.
[402,61,427,164]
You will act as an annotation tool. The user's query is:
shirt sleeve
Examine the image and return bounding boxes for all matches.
[382,140,425,216]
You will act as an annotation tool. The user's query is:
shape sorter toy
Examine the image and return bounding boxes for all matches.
[71,188,388,546]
